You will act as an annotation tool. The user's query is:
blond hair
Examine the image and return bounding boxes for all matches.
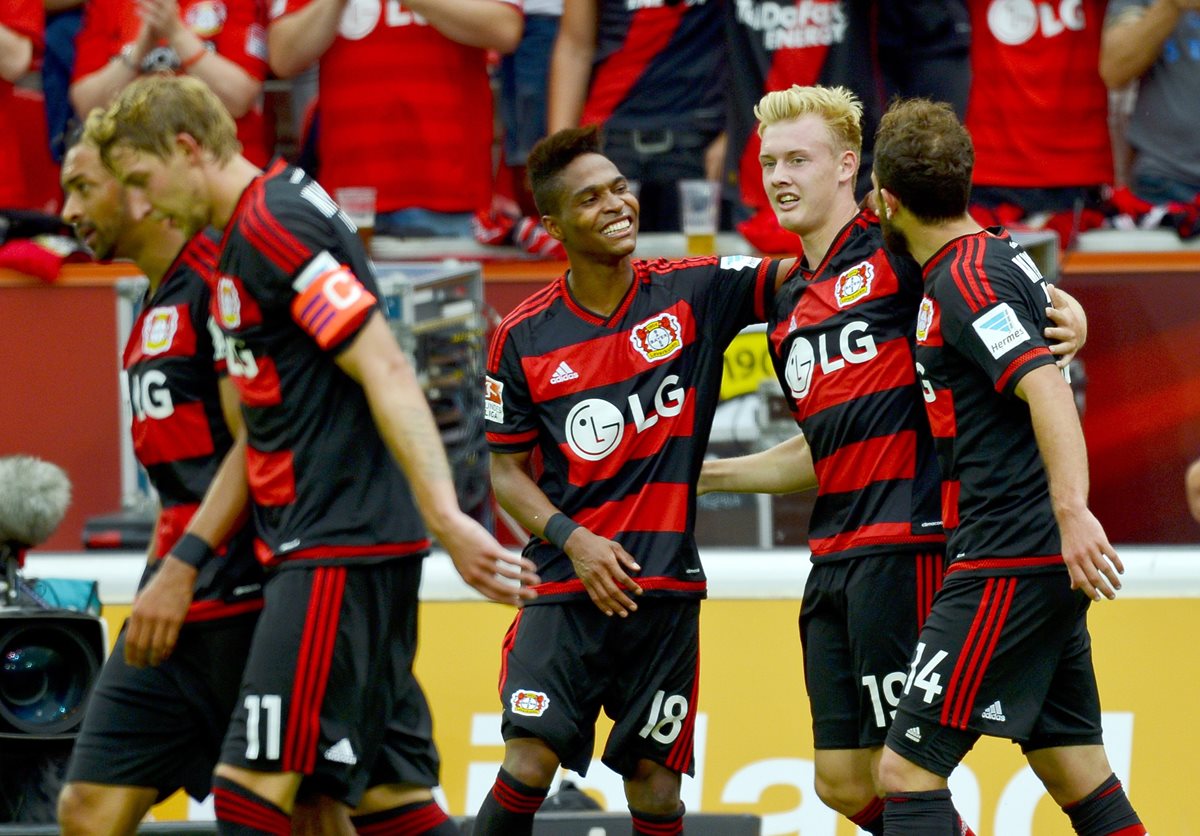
[754,85,863,158]
[85,75,240,168]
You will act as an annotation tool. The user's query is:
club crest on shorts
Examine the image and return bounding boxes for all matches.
[835,261,874,308]
[630,313,683,363]
[141,307,179,355]
[484,375,504,423]
[510,689,550,717]
[916,297,935,342]
[216,277,242,329]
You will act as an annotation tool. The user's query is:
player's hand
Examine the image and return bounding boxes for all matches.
[1045,284,1087,368]
[697,460,715,496]
[135,0,181,41]
[1057,507,1123,601]
[563,528,643,617]
[439,511,539,605]
[125,556,197,667]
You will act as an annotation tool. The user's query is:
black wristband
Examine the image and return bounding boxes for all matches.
[171,532,215,569]
[543,513,580,551]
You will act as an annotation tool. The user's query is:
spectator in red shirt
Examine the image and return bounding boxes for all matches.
[267,0,522,238]
[0,0,45,209]
[70,0,271,165]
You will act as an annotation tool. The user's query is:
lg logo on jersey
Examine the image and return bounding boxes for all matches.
[987,0,1085,46]
[564,376,685,462]
[784,320,878,401]
[128,370,173,420]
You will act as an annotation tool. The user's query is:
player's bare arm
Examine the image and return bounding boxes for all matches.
[1017,364,1123,601]
[266,0,347,78]
[491,449,643,617]
[1186,457,1200,524]
[546,0,597,131]
[126,377,251,668]
[337,313,538,605]
[698,432,817,496]
[402,0,523,53]
[1044,284,1088,368]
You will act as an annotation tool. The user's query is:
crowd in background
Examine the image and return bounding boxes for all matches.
[2,0,1199,254]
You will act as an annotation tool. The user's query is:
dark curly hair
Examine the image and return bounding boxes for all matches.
[873,98,974,222]
[526,125,603,217]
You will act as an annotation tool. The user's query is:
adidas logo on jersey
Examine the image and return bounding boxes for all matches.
[324,738,357,765]
[905,726,922,743]
[981,700,1007,722]
[550,361,579,384]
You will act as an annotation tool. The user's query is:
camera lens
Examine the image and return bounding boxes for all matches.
[0,625,99,736]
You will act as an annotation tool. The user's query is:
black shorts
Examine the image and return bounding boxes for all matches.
[802,552,946,750]
[220,558,439,806]
[66,613,258,801]
[885,570,1104,778]
[499,599,700,779]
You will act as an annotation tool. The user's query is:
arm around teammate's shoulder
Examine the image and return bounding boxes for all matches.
[699,432,816,496]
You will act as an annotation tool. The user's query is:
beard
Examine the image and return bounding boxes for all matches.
[879,211,914,262]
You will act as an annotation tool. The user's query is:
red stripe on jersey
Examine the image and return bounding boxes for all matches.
[786,255,902,333]
[124,304,199,366]
[946,555,1064,575]
[813,430,917,495]
[283,565,346,773]
[231,354,283,407]
[183,597,264,624]
[575,482,689,538]
[267,541,431,562]
[948,237,983,313]
[188,230,221,264]
[941,480,961,530]
[132,401,216,466]
[243,187,311,276]
[561,393,696,486]
[808,523,944,557]
[995,346,1051,393]
[498,610,523,696]
[666,649,700,774]
[753,256,774,320]
[925,384,957,439]
[531,576,706,597]
[581,6,687,126]
[792,337,916,421]
[212,274,264,330]
[488,280,562,372]
[155,502,200,558]
[246,447,296,506]
[522,300,697,401]
[562,266,642,326]
[487,428,539,447]
[290,265,377,352]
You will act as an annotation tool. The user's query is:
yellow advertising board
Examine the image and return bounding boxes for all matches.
[108,594,1195,834]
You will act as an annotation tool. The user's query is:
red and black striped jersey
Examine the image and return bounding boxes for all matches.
[915,228,1062,573]
[768,210,944,562]
[583,0,723,132]
[212,160,430,568]
[487,256,779,604]
[122,228,263,622]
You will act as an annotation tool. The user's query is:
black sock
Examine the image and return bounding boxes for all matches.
[212,775,291,836]
[630,803,684,836]
[849,797,885,834]
[351,798,459,834]
[1062,774,1146,836]
[884,789,958,835]
[472,768,548,836]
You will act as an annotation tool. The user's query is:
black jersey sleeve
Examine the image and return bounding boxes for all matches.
[939,251,1057,397]
[485,327,539,453]
[232,176,382,353]
[693,255,778,344]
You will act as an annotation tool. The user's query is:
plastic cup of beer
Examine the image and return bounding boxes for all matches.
[335,186,376,253]
[678,179,719,256]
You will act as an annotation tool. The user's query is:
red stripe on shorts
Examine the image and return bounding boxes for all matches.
[283,566,347,772]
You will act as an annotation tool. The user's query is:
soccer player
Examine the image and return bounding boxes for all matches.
[474,125,790,835]
[872,98,1146,835]
[85,75,538,835]
[56,123,349,836]
[699,85,1087,835]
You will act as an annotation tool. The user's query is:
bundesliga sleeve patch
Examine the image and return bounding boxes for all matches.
[970,302,1030,360]
[719,255,762,271]
[484,376,504,423]
[289,251,376,351]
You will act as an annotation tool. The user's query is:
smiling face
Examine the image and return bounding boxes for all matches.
[107,140,211,238]
[60,143,137,260]
[543,152,639,262]
[759,114,857,239]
